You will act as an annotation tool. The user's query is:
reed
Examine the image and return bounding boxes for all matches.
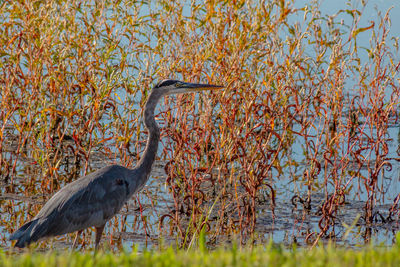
[1,0,399,249]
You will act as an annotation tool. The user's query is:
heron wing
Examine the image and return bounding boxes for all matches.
[31,165,130,238]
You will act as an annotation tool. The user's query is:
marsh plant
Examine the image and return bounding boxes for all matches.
[0,0,399,249]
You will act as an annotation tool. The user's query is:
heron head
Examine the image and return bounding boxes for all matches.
[153,79,224,95]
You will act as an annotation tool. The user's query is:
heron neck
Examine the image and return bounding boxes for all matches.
[135,91,161,179]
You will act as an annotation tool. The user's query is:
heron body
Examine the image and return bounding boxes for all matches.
[9,80,223,249]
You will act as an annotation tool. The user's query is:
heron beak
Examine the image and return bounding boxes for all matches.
[181,82,224,93]
[167,82,224,95]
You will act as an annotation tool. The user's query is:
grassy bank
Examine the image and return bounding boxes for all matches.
[2,243,400,267]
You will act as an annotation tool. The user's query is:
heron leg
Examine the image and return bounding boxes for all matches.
[72,230,83,249]
[95,224,105,251]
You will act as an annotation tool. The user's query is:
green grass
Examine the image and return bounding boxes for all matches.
[2,242,400,267]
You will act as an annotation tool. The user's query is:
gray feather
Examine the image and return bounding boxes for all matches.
[11,165,142,247]
[9,80,223,248]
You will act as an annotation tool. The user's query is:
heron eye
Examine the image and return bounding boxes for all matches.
[175,82,183,87]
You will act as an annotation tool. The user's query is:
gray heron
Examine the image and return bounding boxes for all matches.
[9,79,223,249]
